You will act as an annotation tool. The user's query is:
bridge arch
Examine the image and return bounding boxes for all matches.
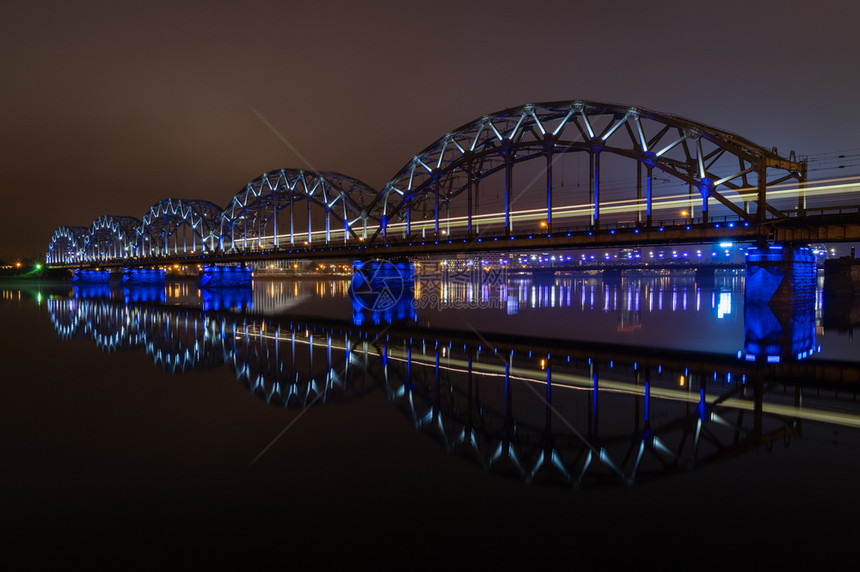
[82,215,142,262]
[373,100,807,241]
[46,226,89,264]
[219,169,379,251]
[137,198,222,257]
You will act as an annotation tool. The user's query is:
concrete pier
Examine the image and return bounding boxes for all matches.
[744,245,817,362]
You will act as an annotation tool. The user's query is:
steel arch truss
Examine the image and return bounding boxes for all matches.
[82,215,142,262]
[46,226,89,264]
[219,169,379,250]
[374,100,807,241]
[138,198,223,257]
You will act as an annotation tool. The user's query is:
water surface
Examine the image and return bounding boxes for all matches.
[2,274,860,568]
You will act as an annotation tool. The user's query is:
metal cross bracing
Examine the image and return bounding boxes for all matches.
[46,226,89,264]
[373,100,807,242]
[83,215,142,262]
[47,100,817,267]
[218,169,380,251]
[137,198,223,257]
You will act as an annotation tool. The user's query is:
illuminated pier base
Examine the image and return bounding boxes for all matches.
[350,259,416,325]
[199,265,253,288]
[351,260,415,292]
[72,269,111,283]
[745,245,816,306]
[121,268,165,285]
[744,245,816,362]
[201,288,254,312]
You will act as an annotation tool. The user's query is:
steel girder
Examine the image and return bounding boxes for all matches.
[371,100,807,241]
[46,226,88,264]
[138,198,223,256]
[219,169,379,250]
[83,215,142,262]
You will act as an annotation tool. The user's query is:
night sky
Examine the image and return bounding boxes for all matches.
[3,0,860,261]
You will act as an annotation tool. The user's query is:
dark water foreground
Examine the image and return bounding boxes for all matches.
[2,277,860,569]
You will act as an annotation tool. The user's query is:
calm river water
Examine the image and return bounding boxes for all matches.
[2,271,859,568]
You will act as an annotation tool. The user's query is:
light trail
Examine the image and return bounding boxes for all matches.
[247,176,860,244]
[237,330,860,430]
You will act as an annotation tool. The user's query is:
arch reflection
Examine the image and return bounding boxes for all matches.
[44,287,860,488]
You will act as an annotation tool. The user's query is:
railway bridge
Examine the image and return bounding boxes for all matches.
[44,100,860,287]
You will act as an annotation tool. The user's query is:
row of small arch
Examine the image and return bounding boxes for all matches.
[48,100,800,263]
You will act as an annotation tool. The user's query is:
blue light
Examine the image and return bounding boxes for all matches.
[714,223,720,228]
[658,227,664,232]
[727,222,735,228]
[685,225,691,230]
[634,229,639,234]
[609,229,615,235]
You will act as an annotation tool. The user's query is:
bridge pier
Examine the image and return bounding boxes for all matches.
[350,259,416,325]
[745,245,816,305]
[121,268,166,285]
[199,265,253,288]
[743,245,817,362]
[72,269,111,283]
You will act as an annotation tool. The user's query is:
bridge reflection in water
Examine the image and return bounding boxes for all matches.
[46,279,860,488]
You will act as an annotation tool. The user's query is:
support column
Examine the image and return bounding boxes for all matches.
[466,163,473,237]
[590,151,600,229]
[700,178,711,225]
[474,176,481,235]
[505,152,513,235]
[289,202,294,245]
[546,151,553,233]
[688,183,695,223]
[798,160,808,215]
[636,161,642,225]
[646,165,653,227]
[434,178,440,237]
[756,165,767,226]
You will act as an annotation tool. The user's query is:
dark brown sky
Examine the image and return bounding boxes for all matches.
[2,0,859,260]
